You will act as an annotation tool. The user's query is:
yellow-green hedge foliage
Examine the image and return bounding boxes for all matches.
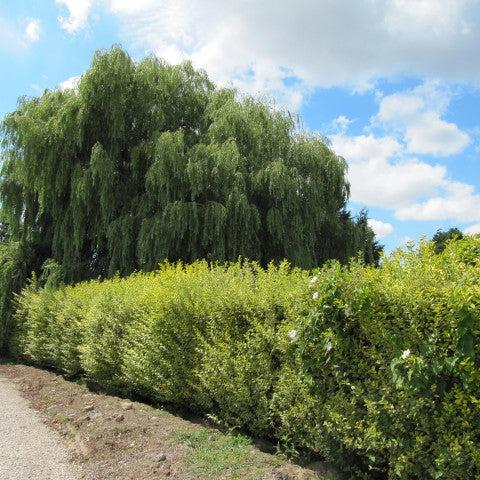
[11,238,480,479]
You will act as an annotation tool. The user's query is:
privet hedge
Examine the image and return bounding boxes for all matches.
[10,237,480,479]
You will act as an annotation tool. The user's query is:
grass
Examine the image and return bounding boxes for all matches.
[172,428,283,479]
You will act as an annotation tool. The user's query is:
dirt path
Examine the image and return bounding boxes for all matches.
[0,376,81,480]
[0,363,338,480]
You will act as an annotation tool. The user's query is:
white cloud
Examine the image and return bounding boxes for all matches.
[465,224,480,235]
[56,0,92,33]
[378,94,424,123]
[332,81,475,223]
[78,0,480,107]
[333,134,402,164]
[331,115,353,133]
[25,19,41,43]
[0,16,41,50]
[331,134,446,208]
[396,182,480,222]
[59,76,80,91]
[49,1,480,108]
[384,0,470,38]
[405,112,470,156]
[331,130,480,223]
[368,219,394,239]
[108,0,156,13]
[376,82,470,156]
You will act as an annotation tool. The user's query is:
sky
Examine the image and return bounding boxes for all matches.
[1,0,480,251]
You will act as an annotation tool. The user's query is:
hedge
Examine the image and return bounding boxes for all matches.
[9,238,480,479]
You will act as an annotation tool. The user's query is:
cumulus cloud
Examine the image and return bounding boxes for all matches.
[108,0,156,13]
[25,19,41,43]
[368,219,394,239]
[384,0,470,38]
[404,113,470,156]
[331,134,446,208]
[52,0,480,107]
[56,0,92,33]
[59,76,80,91]
[376,82,470,156]
[396,182,480,222]
[331,115,353,133]
[328,81,478,224]
[0,16,41,50]
[331,130,480,222]
[109,1,480,103]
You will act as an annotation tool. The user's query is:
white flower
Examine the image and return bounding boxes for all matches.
[312,291,319,300]
[288,329,297,341]
[325,341,333,352]
[401,349,411,360]
[309,276,318,287]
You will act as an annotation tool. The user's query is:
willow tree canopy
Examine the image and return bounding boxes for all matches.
[0,46,380,283]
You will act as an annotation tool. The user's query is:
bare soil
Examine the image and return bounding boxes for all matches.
[0,362,338,480]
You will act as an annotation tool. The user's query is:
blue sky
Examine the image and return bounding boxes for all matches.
[1,1,480,251]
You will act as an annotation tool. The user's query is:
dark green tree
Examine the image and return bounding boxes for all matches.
[432,227,463,254]
[0,46,380,350]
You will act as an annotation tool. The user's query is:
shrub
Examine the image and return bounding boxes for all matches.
[10,237,480,479]
[273,238,480,479]
[0,239,37,354]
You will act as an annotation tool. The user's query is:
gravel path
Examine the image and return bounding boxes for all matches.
[0,377,81,480]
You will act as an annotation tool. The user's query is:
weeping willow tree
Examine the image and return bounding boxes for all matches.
[0,46,380,349]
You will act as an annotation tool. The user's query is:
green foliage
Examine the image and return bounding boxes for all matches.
[278,237,480,479]
[432,227,464,254]
[10,236,480,479]
[0,45,381,352]
[0,239,39,354]
[0,45,378,285]
[172,428,279,480]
